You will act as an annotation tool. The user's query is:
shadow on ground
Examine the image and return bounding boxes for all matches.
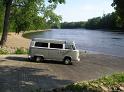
[5,56,28,62]
[0,65,72,92]
[5,56,65,65]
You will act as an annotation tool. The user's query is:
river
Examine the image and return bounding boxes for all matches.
[25,29,124,57]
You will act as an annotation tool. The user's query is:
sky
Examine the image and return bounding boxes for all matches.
[54,0,115,22]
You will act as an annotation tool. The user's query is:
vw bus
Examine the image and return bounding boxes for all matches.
[29,38,80,64]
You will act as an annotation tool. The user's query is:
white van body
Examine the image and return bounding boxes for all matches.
[29,38,80,64]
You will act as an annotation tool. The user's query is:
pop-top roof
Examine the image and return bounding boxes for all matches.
[32,38,74,44]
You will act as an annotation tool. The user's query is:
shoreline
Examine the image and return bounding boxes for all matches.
[1,30,47,53]
[0,30,123,58]
[80,50,124,58]
[22,29,50,39]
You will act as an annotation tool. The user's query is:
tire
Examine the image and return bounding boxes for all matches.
[35,56,44,62]
[29,57,35,62]
[64,57,72,65]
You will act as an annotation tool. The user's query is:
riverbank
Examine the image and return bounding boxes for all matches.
[0,31,104,55]
[0,30,46,53]
[1,29,124,57]
[6,32,30,48]
[22,29,50,39]
[1,30,124,65]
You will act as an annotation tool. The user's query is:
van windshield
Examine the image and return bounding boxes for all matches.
[65,45,76,50]
[72,45,76,50]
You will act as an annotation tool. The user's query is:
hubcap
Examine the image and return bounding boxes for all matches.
[36,57,41,62]
[65,59,70,65]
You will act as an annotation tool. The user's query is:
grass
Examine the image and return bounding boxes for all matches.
[31,73,124,92]
[14,48,28,54]
[35,73,124,92]
[0,47,28,55]
[0,48,9,54]
[62,73,124,92]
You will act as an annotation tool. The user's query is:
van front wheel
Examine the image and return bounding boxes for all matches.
[35,56,44,62]
[64,58,72,65]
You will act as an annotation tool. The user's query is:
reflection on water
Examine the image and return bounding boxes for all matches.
[25,29,124,57]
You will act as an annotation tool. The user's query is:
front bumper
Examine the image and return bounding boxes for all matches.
[77,58,80,61]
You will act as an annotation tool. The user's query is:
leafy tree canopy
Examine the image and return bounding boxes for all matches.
[112,0,124,28]
[0,0,65,45]
[0,0,64,33]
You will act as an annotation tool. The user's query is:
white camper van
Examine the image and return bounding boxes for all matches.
[28,38,80,64]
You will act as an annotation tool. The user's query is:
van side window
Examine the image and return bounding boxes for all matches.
[35,42,48,47]
[50,43,63,49]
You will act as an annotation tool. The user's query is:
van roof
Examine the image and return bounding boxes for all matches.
[32,38,74,44]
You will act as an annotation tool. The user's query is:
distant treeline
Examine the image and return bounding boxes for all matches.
[60,21,85,29]
[85,12,122,30]
[53,12,124,30]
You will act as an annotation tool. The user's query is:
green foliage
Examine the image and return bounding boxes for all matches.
[0,0,64,34]
[97,73,124,86]
[54,12,122,30]
[0,0,4,33]
[65,73,124,92]
[45,11,62,28]
[14,48,28,54]
[10,0,63,33]
[32,73,124,92]
[55,21,85,29]
[32,16,48,30]
[48,0,65,4]
[85,17,101,29]
[112,0,124,28]
[0,48,9,54]
[10,0,39,33]
[0,48,28,55]
[85,12,120,30]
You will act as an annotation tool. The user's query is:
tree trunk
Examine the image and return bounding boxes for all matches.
[0,0,13,46]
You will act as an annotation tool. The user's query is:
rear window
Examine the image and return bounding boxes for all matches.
[35,42,48,47]
[50,43,63,49]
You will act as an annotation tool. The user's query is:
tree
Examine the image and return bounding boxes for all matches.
[43,6,62,28]
[9,1,62,32]
[100,13,118,29]
[10,0,39,33]
[0,0,65,46]
[85,12,119,30]
[0,0,13,46]
[112,0,124,28]
[56,21,85,29]
[0,0,4,33]
[85,17,101,29]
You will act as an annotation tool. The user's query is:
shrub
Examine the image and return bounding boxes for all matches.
[14,48,28,54]
[0,48,9,54]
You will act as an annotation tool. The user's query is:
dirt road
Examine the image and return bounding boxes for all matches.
[0,54,124,92]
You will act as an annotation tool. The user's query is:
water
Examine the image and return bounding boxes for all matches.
[25,29,124,57]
